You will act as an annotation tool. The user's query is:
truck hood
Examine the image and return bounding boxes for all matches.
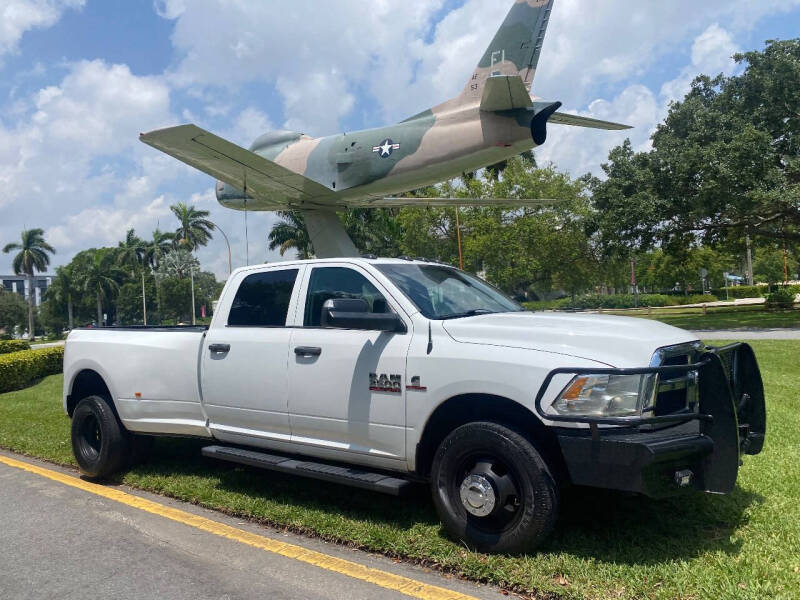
[442,312,699,368]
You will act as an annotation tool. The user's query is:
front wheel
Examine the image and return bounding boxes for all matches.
[430,421,559,554]
[71,395,130,480]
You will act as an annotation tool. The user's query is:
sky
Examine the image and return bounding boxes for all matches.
[1,0,799,279]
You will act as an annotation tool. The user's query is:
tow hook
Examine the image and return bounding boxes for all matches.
[674,470,693,488]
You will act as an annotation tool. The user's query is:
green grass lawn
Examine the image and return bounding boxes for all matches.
[1,342,798,599]
[607,305,800,331]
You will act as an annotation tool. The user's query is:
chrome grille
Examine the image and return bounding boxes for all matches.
[647,343,703,420]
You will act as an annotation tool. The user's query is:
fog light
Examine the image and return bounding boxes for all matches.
[674,470,693,487]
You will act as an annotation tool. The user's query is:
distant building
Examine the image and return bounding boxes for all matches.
[0,275,54,307]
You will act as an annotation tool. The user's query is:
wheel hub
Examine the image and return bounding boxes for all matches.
[459,474,497,517]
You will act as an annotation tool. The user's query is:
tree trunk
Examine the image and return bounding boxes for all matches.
[97,293,103,327]
[27,273,35,341]
[67,295,74,330]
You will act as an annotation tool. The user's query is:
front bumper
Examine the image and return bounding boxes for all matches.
[535,343,766,498]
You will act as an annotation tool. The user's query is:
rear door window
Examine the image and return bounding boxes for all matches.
[228,269,299,327]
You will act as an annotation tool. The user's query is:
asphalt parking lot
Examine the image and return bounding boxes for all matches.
[0,452,498,600]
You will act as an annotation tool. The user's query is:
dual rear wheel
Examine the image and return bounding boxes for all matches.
[71,395,153,479]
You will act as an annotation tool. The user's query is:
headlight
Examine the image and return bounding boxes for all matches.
[552,374,657,417]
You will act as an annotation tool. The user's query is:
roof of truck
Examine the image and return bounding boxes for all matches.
[230,256,450,277]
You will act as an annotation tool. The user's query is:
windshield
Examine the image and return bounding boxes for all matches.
[376,264,522,320]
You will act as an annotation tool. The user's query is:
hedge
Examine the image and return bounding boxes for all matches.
[765,288,798,309]
[0,347,64,393]
[0,340,31,355]
[525,294,720,311]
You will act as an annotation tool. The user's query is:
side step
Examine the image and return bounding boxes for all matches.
[201,445,416,497]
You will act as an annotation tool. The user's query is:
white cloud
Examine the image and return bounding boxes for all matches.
[0,60,177,271]
[660,24,739,103]
[160,0,444,134]
[536,84,659,178]
[46,195,172,250]
[0,0,84,62]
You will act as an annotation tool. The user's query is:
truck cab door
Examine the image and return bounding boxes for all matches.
[200,266,304,447]
[287,264,412,466]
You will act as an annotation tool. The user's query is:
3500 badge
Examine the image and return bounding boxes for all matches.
[369,373,401,393]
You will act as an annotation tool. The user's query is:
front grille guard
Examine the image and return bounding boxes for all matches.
[534,343,766,494]
[534,343,766,450]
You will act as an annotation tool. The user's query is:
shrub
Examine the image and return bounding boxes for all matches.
[710,284,768,299]
[524,294,721,311]
[0,347,64,393]
[522,298,572,311]
[765,288,797,310]
[0,340,31,355]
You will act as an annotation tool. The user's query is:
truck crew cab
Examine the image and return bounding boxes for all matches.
[63,258,766,553]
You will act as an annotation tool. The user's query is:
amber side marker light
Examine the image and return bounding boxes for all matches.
[560,377,589,402]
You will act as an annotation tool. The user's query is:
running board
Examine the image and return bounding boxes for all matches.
[201,445,415,496]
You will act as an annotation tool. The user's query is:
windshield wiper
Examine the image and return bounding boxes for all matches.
[439,309,496,320]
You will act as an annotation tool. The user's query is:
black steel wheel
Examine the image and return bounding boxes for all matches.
[71,395,130,480]
[430,421,558,554]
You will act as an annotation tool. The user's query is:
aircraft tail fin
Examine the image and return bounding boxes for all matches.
[458,0,555,105]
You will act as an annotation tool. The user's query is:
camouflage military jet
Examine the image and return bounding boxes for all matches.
[141,0,630,257]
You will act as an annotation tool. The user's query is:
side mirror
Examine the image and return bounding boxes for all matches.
[321,298,405,333]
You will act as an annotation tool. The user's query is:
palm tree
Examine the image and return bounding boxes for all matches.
[47,266,78,330]
[143,229,175,323]
[171,202,215,250]
[117,229,148,324]
[2,228,55,340]
[268,211,313,259]
[143,229,175,271]
[81,251,124,327]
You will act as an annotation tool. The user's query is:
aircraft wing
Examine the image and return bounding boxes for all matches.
[139,124,336,205]
[549,112,632,130]
[348,197,562,208]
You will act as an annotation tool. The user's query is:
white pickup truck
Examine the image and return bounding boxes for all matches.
[63,257,766,553]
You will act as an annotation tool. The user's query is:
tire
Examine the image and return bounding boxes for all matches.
[71,395,131,480]
[430,421,559,554]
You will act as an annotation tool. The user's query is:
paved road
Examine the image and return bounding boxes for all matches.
[0,452,497,600]
[692,328,800,340]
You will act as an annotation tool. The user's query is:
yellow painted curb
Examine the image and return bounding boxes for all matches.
[0,454,478,600]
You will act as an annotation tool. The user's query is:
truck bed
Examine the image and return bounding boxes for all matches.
[64,327,209,437]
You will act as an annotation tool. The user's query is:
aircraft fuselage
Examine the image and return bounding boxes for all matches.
[217,101,536,211]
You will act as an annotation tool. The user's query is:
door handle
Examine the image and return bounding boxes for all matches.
[209,343,231,354]
[294,346,322,357]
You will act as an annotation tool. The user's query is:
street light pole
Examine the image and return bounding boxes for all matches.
[208,220,233,276]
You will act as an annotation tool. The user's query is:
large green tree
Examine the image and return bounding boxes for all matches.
[171,202,215,250]
[2,228,55,340]
[0,290,28,336]
[592,39,800,255]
